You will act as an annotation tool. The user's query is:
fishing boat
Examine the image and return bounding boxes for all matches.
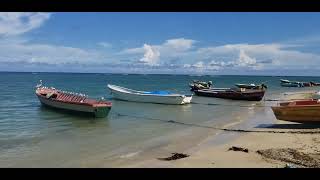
[235,83,268,89]
[189,80,212,91]
[107,84,192,105]
[36,81,112,118]
[271,99,320,123]
[280,79,303,87]
[310,81,320,86]
[302,82,312,87]
[193,87,266,101]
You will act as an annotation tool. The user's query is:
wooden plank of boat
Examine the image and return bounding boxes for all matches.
[36,87,112,118]
[235,83,257,89]
[107,84,192,105]
[271,100,320,123]
[194,88,265,101]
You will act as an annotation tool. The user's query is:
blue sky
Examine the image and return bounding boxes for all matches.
[1,12,320,75]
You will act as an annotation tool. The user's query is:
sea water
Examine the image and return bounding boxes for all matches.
[1,72,320,167]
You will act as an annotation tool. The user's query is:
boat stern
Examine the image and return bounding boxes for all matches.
[181,95,193,104]
[94,105,112,118]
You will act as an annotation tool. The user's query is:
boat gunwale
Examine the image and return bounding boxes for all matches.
[36,89,112,108]
[272,104,320,109]
[196,88,265,94]
[107,84,190,98]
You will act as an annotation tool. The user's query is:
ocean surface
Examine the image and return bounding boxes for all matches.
[1,72,320,167]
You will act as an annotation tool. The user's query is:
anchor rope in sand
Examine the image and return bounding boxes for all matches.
[113,111,320,134]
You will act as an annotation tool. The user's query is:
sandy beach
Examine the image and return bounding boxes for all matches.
[114,90,320,168]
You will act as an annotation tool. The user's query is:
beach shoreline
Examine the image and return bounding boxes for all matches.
[112,90,320,168]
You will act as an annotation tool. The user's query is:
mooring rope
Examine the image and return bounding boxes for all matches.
[112,111,320,134]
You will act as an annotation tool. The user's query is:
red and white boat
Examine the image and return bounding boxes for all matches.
[36,81,112,118]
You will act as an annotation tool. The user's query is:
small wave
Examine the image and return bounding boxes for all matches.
[119,151,141,158]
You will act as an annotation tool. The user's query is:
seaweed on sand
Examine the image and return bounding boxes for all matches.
[157,153,190,161]
[228,146,249,153]
[257,148,320,168]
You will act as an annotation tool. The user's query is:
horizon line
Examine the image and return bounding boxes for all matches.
[1,71,320,77]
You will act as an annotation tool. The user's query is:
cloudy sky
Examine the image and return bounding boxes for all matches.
[1,12,320,75]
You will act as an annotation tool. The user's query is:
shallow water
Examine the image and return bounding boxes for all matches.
[1,72,320,167]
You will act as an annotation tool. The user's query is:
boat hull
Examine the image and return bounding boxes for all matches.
[194,89,265,101]
[271,106,320,123]
[280,83,302,87]
[37,94,111,118]
[108,85,192,105]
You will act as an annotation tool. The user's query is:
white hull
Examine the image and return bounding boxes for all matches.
[107,84,192,105]
[37,94,96,113]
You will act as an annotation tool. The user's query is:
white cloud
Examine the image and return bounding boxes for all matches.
[0,13,108,67]
[138,44,160,65]
[2,24,320,75]
[0,40,106,65]
[98,42,112,48]
[195,43,320,71]
[192,61,204,68]
[121,47,144,54]
[0,12,51,36]
[236,49,257,67]
[105,40,320,74]
[120,38,196,65]
[163,38,196,51]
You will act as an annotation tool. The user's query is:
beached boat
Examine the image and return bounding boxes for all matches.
[36,82,112,118]
[189,80,213,91]
[193,87,265,101]
[302,82,312,87]
[280,79,303,87]
[271,99,320,123]
[107,84,192,105]
[310,81,320,86]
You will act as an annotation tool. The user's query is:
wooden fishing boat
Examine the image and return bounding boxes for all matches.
[193,87,265,101]
[36,82,112,118]
[107,84,192,105]
[271,99,320,123]
[310,81,320,86]
[302,82,312,87]
[280,79,303,87]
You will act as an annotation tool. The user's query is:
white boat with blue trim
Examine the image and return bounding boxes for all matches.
[107,84,192,105]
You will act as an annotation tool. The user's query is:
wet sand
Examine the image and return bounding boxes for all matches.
[116,90,320,168]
